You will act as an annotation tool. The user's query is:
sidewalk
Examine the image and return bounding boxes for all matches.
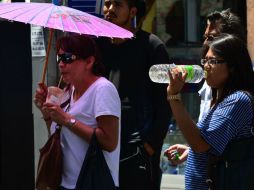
[161,174,185,190]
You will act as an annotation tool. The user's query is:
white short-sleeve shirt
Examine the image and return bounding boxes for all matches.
[51,77,121,189]
[198,81,212,121]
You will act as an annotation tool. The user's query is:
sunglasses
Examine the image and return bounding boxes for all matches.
[57,52,78,64]
[201,58,225,66]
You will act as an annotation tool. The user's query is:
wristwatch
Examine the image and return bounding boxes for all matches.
[68,118,77,129]
[167,93,181,101]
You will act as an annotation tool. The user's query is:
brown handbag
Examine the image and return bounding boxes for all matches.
[36,126,62,190]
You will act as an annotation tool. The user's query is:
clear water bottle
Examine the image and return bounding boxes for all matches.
[149,64,204,84]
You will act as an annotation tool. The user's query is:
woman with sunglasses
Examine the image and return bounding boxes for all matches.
[166,33,254,189]
[34,34,121,190]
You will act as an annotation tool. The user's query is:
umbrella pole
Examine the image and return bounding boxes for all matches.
[41,28,54,84]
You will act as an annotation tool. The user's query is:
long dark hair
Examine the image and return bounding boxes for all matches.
[56,34,105,76]
[206,34,254,104]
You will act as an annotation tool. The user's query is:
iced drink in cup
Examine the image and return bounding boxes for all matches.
[46,86,64,105]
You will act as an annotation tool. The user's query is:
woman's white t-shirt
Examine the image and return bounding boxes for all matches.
[50,77,121,189]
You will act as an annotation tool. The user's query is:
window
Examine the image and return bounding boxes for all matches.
[156,0,224,47]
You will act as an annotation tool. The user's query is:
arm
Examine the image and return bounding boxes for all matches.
[95,115,119,151]
[142,42,172,154]
[143,82,171,154]
[67,115,119,152]
[43,83,121,152]
[43,103,119,152]
[167,71,211,153]
[34,83,52,135]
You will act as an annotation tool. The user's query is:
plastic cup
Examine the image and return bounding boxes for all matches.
[46,86,64,105]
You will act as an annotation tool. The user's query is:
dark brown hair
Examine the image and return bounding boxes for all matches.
[56,34,105,76]
[206,34,254,104]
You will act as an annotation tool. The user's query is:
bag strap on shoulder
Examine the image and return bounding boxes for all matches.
[206,91,254,188]
[220,91,254,161]
[242,91,254,133]
[54,96,71,132]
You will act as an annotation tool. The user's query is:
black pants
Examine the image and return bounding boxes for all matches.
[59,186,120,190]
[58,187,74,190]
[119,145,162,190]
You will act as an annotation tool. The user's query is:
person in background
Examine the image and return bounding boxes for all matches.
[167,33,254,189]
[96,0,172,189]
[165,0,184,46]
[199,9,245,120]
[164,9,246,165]
[34,35,121,190]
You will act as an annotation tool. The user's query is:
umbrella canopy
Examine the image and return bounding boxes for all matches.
[0,1,133,83]
[0,2,133,39]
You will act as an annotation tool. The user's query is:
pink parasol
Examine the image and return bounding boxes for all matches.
[0,1,133,83]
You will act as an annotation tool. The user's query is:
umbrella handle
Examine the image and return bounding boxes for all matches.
[41,29,54,84]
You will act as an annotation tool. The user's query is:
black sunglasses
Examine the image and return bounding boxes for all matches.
[57,52,78,64]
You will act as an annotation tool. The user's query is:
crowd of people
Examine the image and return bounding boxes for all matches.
[34,0,254,189]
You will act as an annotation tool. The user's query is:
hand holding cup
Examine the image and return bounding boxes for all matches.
[46,86,64,105]
[34,83,48,109]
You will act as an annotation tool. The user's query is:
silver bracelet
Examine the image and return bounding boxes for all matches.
[167,93,181,101]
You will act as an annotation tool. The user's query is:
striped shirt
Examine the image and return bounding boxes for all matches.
[185,91,254,190]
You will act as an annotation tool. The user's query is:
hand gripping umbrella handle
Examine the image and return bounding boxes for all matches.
[41,29,54,84]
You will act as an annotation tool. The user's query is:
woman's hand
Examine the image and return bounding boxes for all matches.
[42,102,70,126]
[167,68,187,95]
[164,144,189,165]
[34,83,47,109]
[34,83,51,120]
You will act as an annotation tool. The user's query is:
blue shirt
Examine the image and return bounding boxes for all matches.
[185,91,254,190]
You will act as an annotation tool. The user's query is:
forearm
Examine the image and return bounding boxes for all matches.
[44,119,52,137]
[41,113,52,137]
[143,124,168,151]
[144,83,171,151]
[169,99,210,152]
[64,116,119,152]
[67,120,95,143]
[95,126,119,152]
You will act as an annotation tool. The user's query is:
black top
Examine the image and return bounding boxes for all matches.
[96,30,172,154]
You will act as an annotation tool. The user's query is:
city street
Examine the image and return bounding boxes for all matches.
[161,174,185,190]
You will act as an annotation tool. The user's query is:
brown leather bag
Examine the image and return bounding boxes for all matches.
[36,126,62,190]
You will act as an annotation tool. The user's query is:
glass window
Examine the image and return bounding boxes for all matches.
[156,0,224,47]
[156,0,186,47]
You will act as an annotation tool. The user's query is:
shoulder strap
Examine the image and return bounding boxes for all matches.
[55,96,71,131]
[242,91,254,134]
[219,91,254,161]
[221,137,254,161]
[206,91,254,188]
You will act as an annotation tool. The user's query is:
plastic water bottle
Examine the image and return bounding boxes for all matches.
[149,64,204,83]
